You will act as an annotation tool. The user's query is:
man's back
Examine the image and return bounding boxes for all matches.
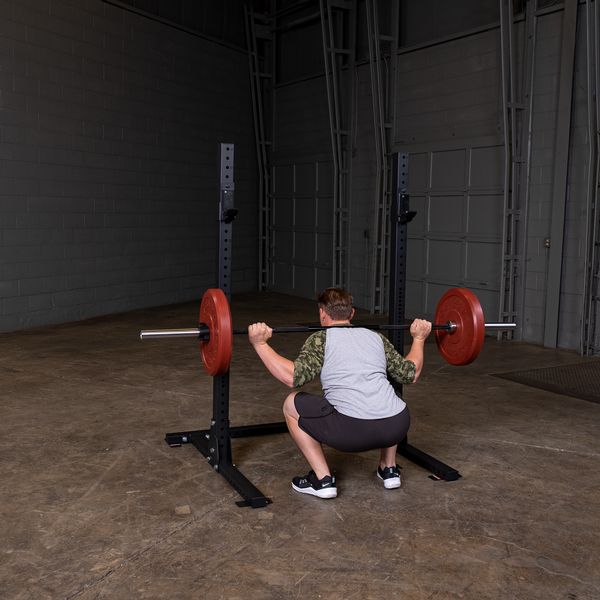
[321,327,406,419]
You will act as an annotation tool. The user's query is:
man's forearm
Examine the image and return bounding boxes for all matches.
[405,339,426,382]
[253,343,295,387]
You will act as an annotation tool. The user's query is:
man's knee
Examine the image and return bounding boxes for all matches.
[283,391,299,418]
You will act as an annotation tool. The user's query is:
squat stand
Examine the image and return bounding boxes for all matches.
[166,146,458,510]
[165,144,285,508]
[389,153,460,481]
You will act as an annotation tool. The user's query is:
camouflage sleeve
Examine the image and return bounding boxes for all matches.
[378,333,416,384]
[293,331,326,387]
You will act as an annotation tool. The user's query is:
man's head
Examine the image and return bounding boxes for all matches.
[317,287,354,321]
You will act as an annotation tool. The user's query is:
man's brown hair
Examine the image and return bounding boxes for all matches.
[317,287,354,320]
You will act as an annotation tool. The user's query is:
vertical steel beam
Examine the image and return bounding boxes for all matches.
[498,0,536,340]
[499,0,515,331]
[544,0,578,347]
[320,0,356,289]
[592,0,600,355]
[366,0,399,314]
[582,0,596,354]
[245,8,273,290]
[582,0,600,355]
[516,0,538,341]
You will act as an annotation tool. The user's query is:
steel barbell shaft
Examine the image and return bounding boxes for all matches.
[139,322,516,340]
[261,322,516,334]
[138,324,447,340]
[266,323,456,334]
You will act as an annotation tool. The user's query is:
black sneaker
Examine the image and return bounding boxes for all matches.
[377,464,401,489]
[291,470,337,498]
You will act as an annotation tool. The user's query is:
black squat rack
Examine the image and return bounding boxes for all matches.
[164,145,460,509]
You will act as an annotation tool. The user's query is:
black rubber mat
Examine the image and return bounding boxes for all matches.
[494,361,600,404]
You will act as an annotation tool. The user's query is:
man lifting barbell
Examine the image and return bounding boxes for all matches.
[248,287,432,499]
[140,287,516,504]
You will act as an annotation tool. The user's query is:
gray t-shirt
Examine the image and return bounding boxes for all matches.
[293,328,416,420]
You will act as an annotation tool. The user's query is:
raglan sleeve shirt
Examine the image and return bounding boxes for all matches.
[292,330,416,388]
[293,331,326,387]
[379,334,417,385]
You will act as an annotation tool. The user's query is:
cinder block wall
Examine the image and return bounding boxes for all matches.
[0,0,257,332]
[354,7,592,351]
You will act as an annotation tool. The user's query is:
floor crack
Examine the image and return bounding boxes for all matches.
[64,506,217,599]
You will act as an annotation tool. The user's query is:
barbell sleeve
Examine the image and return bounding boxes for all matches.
[478,323,517,330]
[140,328,208,340]
[140,321,516,340]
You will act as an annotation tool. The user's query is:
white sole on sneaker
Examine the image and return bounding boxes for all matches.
[377,472,401,489]
[291,483,337,498]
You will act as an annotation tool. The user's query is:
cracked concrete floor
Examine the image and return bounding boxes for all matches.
[1,292,599,599]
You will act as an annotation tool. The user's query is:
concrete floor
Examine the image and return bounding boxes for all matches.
[1,291,599,600]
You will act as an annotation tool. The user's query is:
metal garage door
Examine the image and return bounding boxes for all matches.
[405,144,505,321]
[269,161,334,297]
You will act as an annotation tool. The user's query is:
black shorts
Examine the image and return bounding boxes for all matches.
[294,392,411,453]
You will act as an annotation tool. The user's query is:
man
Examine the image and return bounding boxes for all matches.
[248,287,431,499]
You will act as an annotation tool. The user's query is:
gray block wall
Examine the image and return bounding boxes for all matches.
[269,67,383,308]
[269,77,333,296]
[0,0,257,333]
[394,29,502,147]
[268,5,594,352]
[522,6,590,350]
[391,7,595,351]
[392,27,504,325]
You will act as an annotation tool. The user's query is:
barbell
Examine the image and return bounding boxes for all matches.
[140,287,516,376]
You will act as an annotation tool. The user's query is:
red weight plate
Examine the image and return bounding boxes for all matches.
[434,288,485,366]
[199,288,233,376]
